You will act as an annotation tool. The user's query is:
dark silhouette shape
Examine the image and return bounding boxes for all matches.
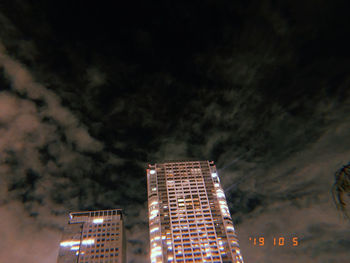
[332,163,350,219]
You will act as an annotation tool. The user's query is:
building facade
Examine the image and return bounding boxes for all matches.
[147,161,244,263]
[57,209,126,263]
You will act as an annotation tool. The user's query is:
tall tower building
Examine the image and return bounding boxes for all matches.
[57,209,126,263]
[147,161,244,263]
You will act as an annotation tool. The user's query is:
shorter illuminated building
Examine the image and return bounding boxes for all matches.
[57,209,126,263]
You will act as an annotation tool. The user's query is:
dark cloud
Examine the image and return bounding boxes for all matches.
[1,1,350,262]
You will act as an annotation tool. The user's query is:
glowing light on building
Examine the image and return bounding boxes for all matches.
[60,240,80,247]
[216,189,225,198]
[150,227,159,233]
[60,238,95,248]
[70,246,80,251]
[226,226,235,231]
[92,218,104,224]
[82,239,95,245]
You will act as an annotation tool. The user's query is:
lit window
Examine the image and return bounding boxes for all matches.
[60,240,80,247]
[93,218,104,224]
[70,246,80,251]
[150,227,159,233]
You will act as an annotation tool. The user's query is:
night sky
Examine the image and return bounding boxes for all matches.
[1,1,350,262]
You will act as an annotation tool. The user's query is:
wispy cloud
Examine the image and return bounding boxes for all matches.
[0,44,124,262]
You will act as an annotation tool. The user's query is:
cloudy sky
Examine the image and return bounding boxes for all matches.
[1,1,350,262]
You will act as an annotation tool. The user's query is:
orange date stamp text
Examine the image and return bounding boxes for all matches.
[248,237,299,246]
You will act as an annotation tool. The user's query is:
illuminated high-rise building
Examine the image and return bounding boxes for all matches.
[57,209,126,263]
[147,161,244,263]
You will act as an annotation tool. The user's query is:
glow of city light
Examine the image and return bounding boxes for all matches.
[216,189,225,198]
[82,239,95,245]
[60,240,80,247]
[93,218,104,224]
[226,226,235,231]
[150,227,159,233]
[151,246,162,258]
[70,246,80,251]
